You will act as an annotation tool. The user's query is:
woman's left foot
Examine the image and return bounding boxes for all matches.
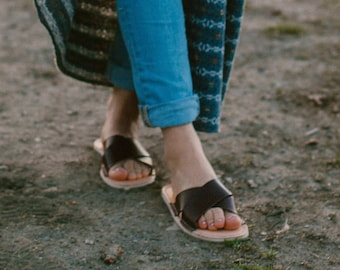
[162,124,242,231]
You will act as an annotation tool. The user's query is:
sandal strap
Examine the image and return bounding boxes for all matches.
[102,135,153,173]
[173,179,237,229]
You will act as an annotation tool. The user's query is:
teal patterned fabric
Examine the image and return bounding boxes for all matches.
[184,0,244,131]
[34,0,245,133]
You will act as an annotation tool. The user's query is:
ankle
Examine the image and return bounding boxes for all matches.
[101,120,139,141]
[109,88,139,119]
[161,124,217,194]
[101,88,140,141]
[162,124,198,155]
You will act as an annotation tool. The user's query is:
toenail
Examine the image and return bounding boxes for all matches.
[226,214,237,221]
[217,218,223,223]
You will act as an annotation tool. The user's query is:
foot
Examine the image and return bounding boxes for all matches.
[162,124,242,231]
[101,87,152,181]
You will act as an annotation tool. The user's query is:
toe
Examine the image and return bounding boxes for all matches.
[200,209,241,231]
[198,216,208,229]
[204,210,217,231]
[224,212,242,230]
[123,160,151,181]
[109,167,128,181]
[211,208,225,229]
[142,170,149,177]
[135,173,143,179]
[204,207,225,231]
[127,172,137,180]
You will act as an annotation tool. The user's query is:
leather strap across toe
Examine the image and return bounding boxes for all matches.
[95,135,156,190]
[162,179,249,242]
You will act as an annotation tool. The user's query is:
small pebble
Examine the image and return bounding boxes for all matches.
[42,187,58,193]
[85,239,94,245]
[225,177,233,184]
[247,179,258,188]
[0,165,9,172]
[101,245,123,265]
[305,138,318,146]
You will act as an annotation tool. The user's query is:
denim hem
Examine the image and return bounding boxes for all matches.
[106,61,134,91]
[140,95,200,128]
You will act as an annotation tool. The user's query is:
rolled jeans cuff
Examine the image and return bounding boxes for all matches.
[140,95,200,128]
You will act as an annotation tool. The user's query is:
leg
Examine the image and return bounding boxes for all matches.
[101,88,151,181]
[101,87,139,141]
[116,0,199,128]
[101,27,153,182]
[104,24,138,142]
[162,124,241,231]
[115,0,243,233]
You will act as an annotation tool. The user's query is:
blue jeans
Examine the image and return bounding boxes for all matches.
[106,0,200,128]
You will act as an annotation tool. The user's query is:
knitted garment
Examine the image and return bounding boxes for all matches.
[34,0,245,133]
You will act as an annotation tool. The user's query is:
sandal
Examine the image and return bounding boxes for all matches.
[94,135,156,190]
[161,179,249,242]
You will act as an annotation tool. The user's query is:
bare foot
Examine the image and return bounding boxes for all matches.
[162,124,242,231]
[101,87,152,181]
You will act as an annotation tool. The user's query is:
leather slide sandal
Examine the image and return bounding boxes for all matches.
[161,179,249,242]
[94,135,156,190]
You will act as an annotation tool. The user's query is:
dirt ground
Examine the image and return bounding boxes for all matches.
[0,0,339,269]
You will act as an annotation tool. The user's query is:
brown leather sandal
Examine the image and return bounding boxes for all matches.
[94,135,156,190]
[162,179,249,242]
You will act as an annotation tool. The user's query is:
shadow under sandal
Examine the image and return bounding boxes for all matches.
[162,179,249,242]
[99,135,156,190]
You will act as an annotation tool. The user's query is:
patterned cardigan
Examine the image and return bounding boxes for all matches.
[34,0,245,133]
